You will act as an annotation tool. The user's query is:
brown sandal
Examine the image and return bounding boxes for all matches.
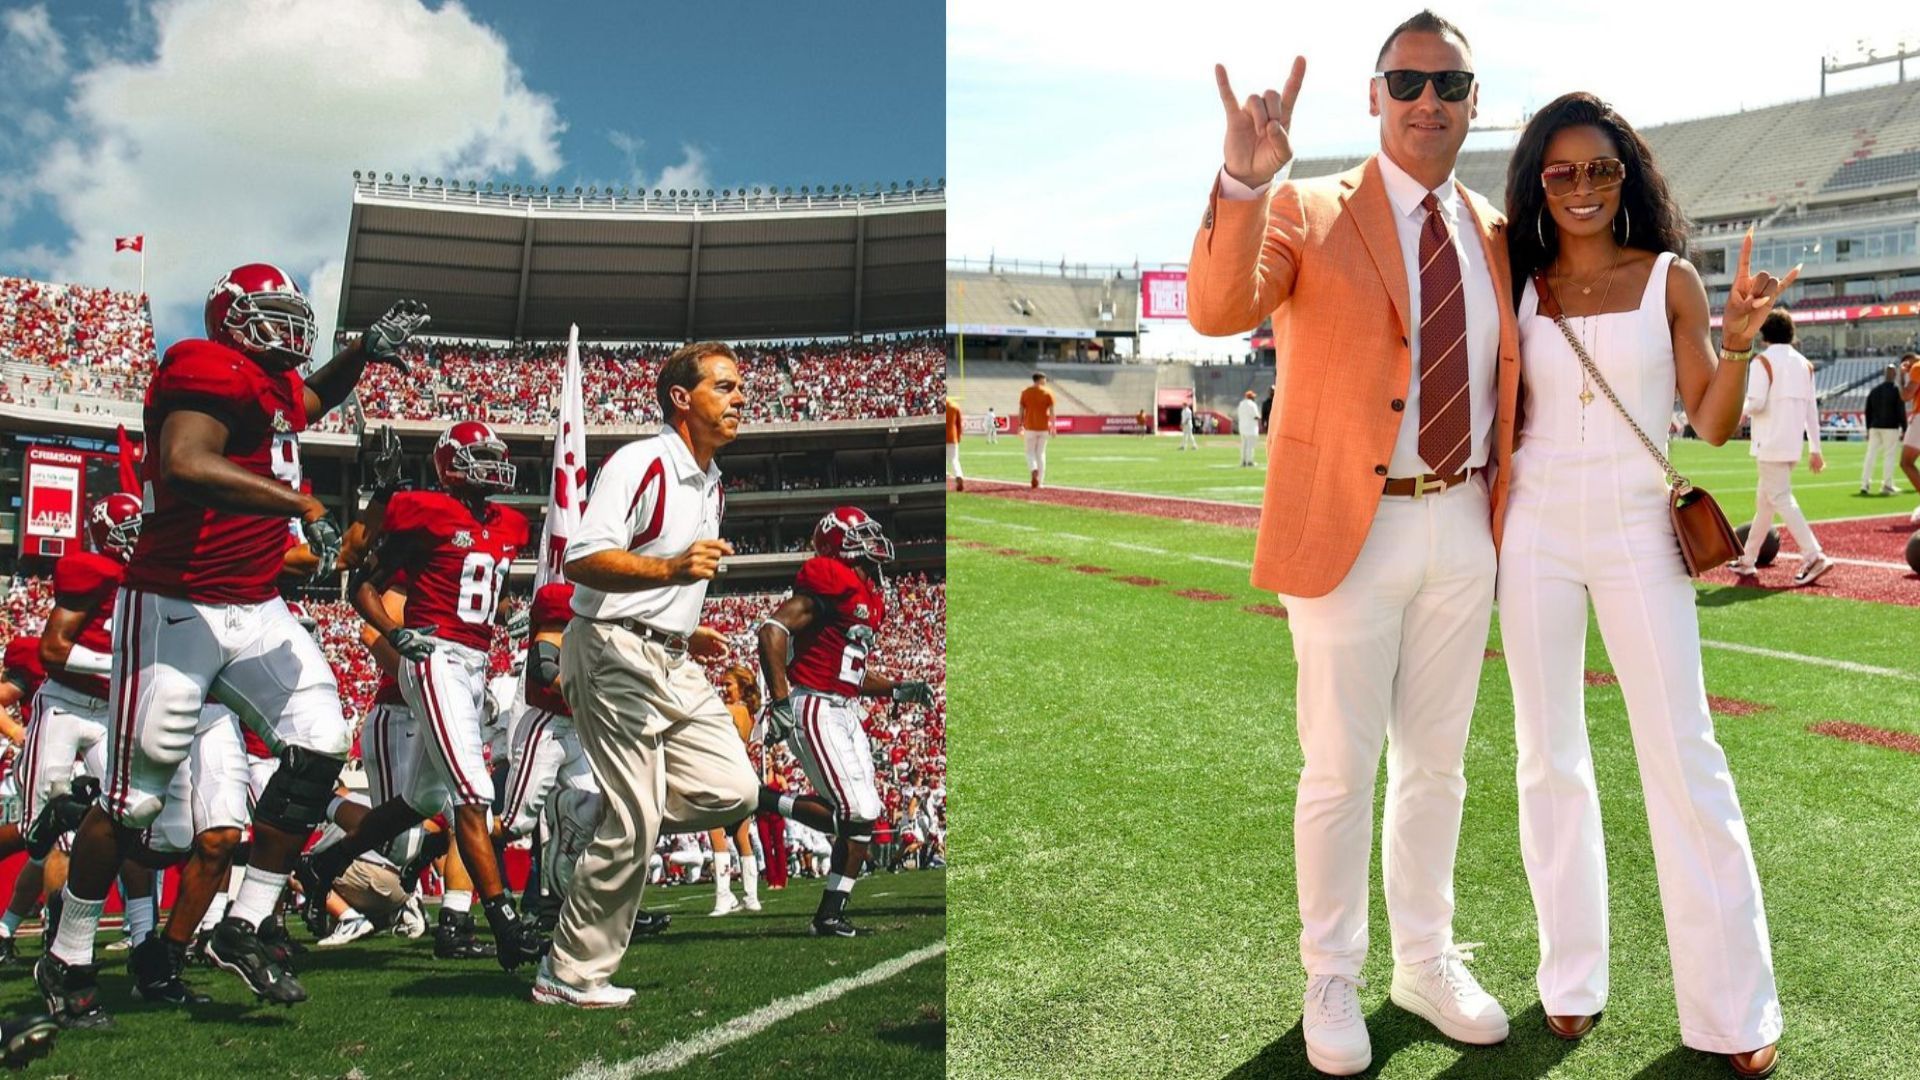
[1728,1044,1778,1078]
[1545,1014,1594,1040]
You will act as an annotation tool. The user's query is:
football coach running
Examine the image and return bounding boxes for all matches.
[532,341,759,1008]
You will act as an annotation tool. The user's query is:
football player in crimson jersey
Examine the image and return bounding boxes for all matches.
[39,264,432,1028]
[754,507,934,937]
[297,419,546,972]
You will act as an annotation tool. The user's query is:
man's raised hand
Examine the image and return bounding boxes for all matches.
[1216,57,1306,190]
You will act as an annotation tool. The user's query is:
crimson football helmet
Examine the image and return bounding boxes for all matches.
[205,263,315,368]
[87,493,143,562]
[432,421,516,494]
[812,506,894,564]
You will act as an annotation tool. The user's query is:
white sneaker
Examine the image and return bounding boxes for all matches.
[317,915,374,947]
[1726,560,1758,578]
[531,958,636,1009]
[1302,974,1371,1076]
[394,895,428,939]
[741,895,762,912]
[1910,505,1920,525]
[1792,553,1835,587]
[1882,485,1898,496]
[710,892,739,917]
[1389,944,1509,1045]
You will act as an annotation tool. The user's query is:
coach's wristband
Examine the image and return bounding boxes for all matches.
[64,644,112,676]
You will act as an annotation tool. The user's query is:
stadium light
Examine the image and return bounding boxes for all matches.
[402,174,410,183]
[705,189,714,198]
[352,170,361,180]
[754,186,762,196]
[783,187,792,195]
[384,173,393,182]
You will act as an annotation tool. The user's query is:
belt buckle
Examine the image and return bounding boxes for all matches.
[1412,474,1448,500]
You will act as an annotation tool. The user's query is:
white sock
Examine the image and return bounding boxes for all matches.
[200,892,229,932]
[741,857,759,901]
[444,889,473,915]
[714,858,732,898]
[225,864,245,902]
[826,873,856,895]
[51,887,106,967]
[0,910,22,936]
[125,893,156,945]
[338,905,364,923]
[229,865,290,928]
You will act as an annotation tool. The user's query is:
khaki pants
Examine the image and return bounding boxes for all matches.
[549,618,758,989]
[336,860,407,922]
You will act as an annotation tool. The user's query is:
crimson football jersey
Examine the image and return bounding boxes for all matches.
[382,491,529,652]
[2,637,45,702]
[48,551,125,698]
[126,339,308,604]
[524,583,574,716]
[787,556,886,697]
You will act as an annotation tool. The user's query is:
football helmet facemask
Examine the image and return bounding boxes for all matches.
[432,420,516,495]
[811,506,894,564]
[87,493,143,562]
[206,263,315,369]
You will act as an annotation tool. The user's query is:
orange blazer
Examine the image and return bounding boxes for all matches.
[1188,157,1520,598]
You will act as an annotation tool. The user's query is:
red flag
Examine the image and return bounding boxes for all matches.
[114,235,143,252]
[115,425,143,495]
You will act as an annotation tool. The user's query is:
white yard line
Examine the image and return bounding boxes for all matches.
[1699,640,1920,681]
[563,942,947,1080]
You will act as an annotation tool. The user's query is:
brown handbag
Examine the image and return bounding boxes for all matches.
[1532,272,1742,575]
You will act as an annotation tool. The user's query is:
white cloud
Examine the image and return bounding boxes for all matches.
[604,130,712,193]
[2,5,68,88]
[31,0,564,350]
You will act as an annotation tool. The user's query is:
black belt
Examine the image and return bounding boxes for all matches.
[595,616,690,654]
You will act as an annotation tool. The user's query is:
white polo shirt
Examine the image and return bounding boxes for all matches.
[566,430,724,634]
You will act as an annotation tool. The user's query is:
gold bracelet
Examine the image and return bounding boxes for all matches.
[1721,344,1755,363]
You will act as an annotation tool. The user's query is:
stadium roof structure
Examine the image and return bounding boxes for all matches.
[336,175,944,343]
[1296,76,1920,222]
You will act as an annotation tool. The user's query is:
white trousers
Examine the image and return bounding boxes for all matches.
[946,442,963,481]
[1862,428,1900,488]
[1240,432,1259,466]
[1022,430,1050,480]
[1744,460,1820,562]
[1500,450,1781,1053]
[1180,426,1198,450]
[1279,475,1494,977]
[984,423,998,444]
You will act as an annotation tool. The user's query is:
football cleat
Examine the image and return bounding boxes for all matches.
[809,915,868,938]
[24,794,90,862]
[0,935,17,968]
[34,954,110,1030]
[185,927,215,968]
[482,900,549,973]
[206,918,307,1006]
[433,911,496,961]
[256,911,302,968]
[633,909,672,937]
[0,1012,57,1070]
[290,855,338,929]
[129,936,211,1006]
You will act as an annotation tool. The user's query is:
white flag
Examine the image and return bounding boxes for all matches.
[536,323,588,588]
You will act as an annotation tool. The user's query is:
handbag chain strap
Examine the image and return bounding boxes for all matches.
[1537,277,1692,496]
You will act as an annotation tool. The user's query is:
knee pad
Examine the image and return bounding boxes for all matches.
[251,746,346,834]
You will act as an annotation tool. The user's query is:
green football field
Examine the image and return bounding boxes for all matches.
[948,435,1920,1079]
[3,871,944,1079]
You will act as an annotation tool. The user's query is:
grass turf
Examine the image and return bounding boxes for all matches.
[947,439,1920,1079]
[7,870,944,1079]
[953,433,1920,526]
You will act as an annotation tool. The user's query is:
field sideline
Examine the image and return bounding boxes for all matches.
[4,871,945,1079]
[948,435,1920,1079]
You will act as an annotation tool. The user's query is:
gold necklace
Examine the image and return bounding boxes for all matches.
[1572,254,1620,408]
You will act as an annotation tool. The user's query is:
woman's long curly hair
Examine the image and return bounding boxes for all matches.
[1505,91,1690,299]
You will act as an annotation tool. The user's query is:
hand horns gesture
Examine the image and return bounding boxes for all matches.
[1722,226,1801,349]
[1216,57,1306,190]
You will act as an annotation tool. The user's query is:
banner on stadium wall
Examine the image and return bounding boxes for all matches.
[960,415,1014,435]
[20,447,85,558]
[1708,299,1920,327]
[1141,271,1188,320]
[1053,414,1153,435]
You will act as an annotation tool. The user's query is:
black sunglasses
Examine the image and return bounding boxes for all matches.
[1374,69,1475,103]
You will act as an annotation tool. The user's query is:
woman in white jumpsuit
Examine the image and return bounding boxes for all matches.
[1499,94,1787,1078]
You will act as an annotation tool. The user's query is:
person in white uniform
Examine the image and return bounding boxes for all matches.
[983,406,999,444]
[1729,309,1831,585]
[1235,391,1262,467]
[1178,400,1198,450]
[1499,94,1784,1078]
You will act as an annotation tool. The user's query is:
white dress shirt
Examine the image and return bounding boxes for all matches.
[1218,154,1499,475]
[566,430,724,633]
[1744,343,1822,462]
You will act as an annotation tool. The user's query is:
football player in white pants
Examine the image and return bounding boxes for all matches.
[756,509,934,936]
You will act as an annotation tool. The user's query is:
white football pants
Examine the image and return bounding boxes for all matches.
[1862,428,1900,489]
[1500,450,1781,1054]
[1278,474,1494,977]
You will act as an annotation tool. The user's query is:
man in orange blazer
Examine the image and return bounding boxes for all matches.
[1186,13,1519,1076]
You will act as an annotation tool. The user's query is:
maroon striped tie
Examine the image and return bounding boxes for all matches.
[1417,193,1470,477]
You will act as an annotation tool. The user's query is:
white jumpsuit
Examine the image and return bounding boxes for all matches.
[1498,253,1780,1053]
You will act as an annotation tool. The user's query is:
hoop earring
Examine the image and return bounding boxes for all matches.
[1537,207,1548,249]
[1616,205,1632,246]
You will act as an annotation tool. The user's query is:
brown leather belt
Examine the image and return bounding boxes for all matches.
[1382,469,1473,499]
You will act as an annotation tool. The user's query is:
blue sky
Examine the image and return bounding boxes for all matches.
[0,0,943,347]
